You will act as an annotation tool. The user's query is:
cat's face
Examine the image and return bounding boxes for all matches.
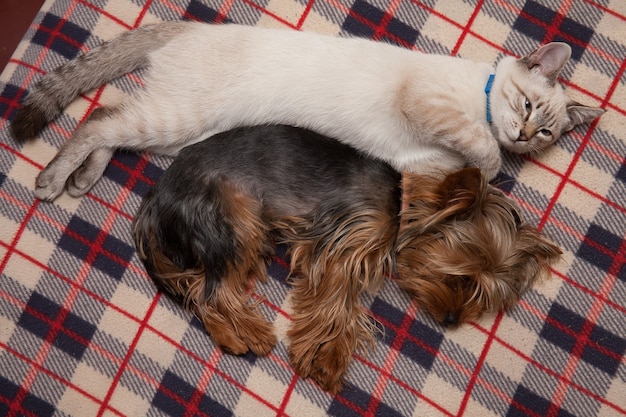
[491,57,573,155]
[490,44,604,155]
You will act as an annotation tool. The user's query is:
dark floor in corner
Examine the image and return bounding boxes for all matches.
[0,0,44,71]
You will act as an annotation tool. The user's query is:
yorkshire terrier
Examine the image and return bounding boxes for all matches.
[133,125,561,393]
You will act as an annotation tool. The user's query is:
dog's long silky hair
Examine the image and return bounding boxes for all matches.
[133,125,561,393]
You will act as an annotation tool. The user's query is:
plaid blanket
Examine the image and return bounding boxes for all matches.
[1,0,624,416]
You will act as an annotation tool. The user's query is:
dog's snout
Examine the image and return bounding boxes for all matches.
[444,312,459,326]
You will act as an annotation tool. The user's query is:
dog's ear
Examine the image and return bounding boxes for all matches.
[399,168,485,231]
[438,168,483,214]
[514,227,563,286]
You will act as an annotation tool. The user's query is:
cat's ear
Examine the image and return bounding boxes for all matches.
[523,42,572,85]
[564,102,606,132]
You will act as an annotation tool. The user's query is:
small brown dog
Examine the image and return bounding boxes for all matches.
[133,125,561,393]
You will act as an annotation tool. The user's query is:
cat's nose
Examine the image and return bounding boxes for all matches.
[519,125,536,142]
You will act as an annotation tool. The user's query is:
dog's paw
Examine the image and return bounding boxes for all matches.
[289,338,352,394]
[35,168,68,201]
[212,331,251,356]
[289,343,316,380]
[208,314,275,356]
[241,321,276,356]
[308,341,350,394]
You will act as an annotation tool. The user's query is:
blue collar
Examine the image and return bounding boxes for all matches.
[484,73,495,123]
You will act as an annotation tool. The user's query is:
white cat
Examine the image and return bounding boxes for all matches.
[11,21,604,201]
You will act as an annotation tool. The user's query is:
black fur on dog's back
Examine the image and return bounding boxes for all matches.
[133,125,401,303]
[173,124,402,218]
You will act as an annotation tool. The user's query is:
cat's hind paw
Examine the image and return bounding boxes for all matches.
[34,170,67,201]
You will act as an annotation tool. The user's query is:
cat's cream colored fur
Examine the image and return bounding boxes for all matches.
[10,21,604,201]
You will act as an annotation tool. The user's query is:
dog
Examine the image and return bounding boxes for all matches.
[133,125,562,393]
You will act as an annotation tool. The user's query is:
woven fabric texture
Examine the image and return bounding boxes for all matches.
[0,0,625,416]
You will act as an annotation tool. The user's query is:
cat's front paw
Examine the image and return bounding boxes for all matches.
[481,165,500,181]
[478,154,501,181]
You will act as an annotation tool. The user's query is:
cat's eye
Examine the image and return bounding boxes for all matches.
[524,98,531,113]
[539,129,552,136]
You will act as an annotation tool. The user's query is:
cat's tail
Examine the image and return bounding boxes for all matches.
[10,21,189,141]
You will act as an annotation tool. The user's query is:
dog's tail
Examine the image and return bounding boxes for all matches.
[10,21,189,141]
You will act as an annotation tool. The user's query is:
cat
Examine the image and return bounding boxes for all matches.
[10,21,604,201]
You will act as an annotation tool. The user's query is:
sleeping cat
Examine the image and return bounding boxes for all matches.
[10,21,604,201]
